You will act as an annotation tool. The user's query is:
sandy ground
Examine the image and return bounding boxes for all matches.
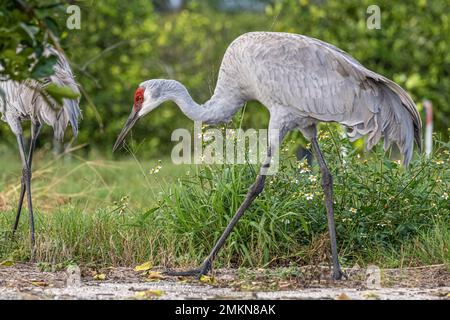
[0,263,448,300]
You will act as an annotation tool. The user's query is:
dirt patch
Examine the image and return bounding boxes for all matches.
[0,263,448,300]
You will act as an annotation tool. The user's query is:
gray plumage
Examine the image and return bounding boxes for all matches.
[114,32,422,280]
[1,46,81,140]
[135,32,421,165]
[0,46,81,249]
[234,32,422,165]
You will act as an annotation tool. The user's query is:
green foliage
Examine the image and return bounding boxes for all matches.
[0,0,64,81]
[266,0,450,135]
[0,1,81,110]
[1,135,447,268]
[0,1,448,156]
[64,0,270,155]
[44,83,80,104]
[59,0,448,157]
[0,1,448,269]
[152,133,449,267]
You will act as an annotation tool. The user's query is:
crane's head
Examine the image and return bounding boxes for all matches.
[113,82,165,152]
[113,87,145,152]
[113,80,184,152]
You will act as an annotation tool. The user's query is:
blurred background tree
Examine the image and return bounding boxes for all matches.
[0,0,79,152]
[1,0,448,158]
[0,0,66,82]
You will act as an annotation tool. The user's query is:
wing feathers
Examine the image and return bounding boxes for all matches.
[226,32,422,164]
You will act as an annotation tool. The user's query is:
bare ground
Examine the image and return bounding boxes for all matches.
[0,263,449,300]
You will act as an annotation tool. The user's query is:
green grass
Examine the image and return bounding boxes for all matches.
[0,134,448,270]
[0,147,187,211]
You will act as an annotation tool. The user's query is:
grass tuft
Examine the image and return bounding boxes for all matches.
[0,134,448,269]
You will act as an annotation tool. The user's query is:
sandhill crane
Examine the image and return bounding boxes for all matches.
[113,32,422,280]
[0,47,81,251]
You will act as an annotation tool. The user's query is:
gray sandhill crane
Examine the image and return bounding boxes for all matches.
[0,47,81,250]
[113,32,422,280]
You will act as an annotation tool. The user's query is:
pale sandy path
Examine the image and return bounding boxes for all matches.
[0,263,448,300]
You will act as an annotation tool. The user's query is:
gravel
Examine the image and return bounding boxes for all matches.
[0,263,448,300]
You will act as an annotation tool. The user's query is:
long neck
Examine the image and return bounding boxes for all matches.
[168,81,244,124]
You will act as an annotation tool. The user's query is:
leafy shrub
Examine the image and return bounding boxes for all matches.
[1,132,447,268]
[3,0,446,157]
[154,129,449,267]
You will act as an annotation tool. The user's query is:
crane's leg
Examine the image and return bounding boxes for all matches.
[310,136,343,280]
[14,132,38,253]
[12,123,41,235]
[165,123,286,277]
[165,168,268,277]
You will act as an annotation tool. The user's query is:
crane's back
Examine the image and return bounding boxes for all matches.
[0,47,81,140]
[215,32,421,165]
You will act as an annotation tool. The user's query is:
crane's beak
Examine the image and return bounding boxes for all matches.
[113,109,139,152]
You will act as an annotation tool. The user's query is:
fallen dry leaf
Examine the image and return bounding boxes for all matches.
[146,271,165,281]
[199,275,217,285]
[0,260,14,267]
[135,290,164,298]
[134,261,153,272]
[30,281,48,287]
[94,273,106,280]
[336,293,351,300]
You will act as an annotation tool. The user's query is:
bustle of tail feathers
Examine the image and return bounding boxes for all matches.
[46,46,82,139]
[347,78,422,166]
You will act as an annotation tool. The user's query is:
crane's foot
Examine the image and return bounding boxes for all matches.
[164,268,202,277]
[164,260,212,279]
[332,268,346,280]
